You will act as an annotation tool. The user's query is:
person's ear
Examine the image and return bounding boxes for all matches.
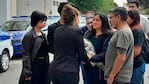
[73,15,79,26]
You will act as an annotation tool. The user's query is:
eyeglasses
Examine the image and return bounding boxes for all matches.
[109,16,115,19]
[87,22,92,25]
[86,16,93,20]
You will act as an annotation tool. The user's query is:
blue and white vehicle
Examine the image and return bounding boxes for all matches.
[0,30,13,72]
[0,16,85,56]
[0,17,30,55]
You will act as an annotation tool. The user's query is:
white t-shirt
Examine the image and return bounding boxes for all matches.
[140,14,149,34]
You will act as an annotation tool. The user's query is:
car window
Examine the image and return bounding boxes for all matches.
[15,21,30,31]
[80,16,86,24]
[47,16,59,25]
[0,21,30,31]
[0,22,11,31]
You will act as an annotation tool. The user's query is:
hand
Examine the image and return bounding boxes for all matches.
[107,76,114,84]
[87,53,93,59]
[81,61,86,64]
[25,76,31,80]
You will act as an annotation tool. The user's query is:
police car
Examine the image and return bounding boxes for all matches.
[0,17,30,55]
[0,30,13,72]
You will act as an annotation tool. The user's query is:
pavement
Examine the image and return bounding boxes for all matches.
[49,53,149,84]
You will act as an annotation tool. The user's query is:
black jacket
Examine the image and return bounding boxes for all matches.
[19,29,49,84]
[84,32,113,72]
[47,21,62,53]
[50,25,89,74]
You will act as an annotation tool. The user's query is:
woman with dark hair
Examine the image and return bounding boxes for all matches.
[127,9,146,84]
[19,11,49,84]
[50,4,89,84]
[84,13,114,84]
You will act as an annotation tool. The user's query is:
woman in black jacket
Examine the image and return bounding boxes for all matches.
[84,13,114,84]
[19,11,49,84]
[50,4,89,84]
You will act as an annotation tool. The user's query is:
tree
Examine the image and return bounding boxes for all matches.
[139,0,149,14]
[140,0,149,9]
[68,0,117,14]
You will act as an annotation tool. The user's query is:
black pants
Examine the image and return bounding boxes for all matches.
[85,66,106,84]
[32,59,49,84]
[51,71,79,84]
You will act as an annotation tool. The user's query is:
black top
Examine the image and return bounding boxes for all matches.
[132,28,145,68]
[21,29,49,77]
[87,33,112,63]
[81,26,88,34]
[84,33,112,71]
[50,25,89,74]
[47,21,62,53]
[36,35,48,58]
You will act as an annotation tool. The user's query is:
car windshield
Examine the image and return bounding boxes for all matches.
[0,21,30,31]
[80,16,86,24]
[47,16,59,25]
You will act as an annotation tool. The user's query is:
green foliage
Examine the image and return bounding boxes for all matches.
[140,0,149,9]
[68,0,117,14]
[139,0,149,14]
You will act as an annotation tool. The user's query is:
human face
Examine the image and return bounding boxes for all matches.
[127,16,134,26]
[109,12,118,29]
[86,18,93,30]
[127,3,138,11]
[37,20,46,29]
[93,15,102,30]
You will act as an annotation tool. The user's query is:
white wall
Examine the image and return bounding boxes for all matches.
[0,0,11,25]
[16,0,67,16]
[11,0,17,16]
[0,0,67,25]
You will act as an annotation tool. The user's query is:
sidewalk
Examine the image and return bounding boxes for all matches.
[49,53,149,84]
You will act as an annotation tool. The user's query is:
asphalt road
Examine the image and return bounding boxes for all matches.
[0,58,22,84]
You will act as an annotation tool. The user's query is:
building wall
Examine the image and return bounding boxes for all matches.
[11,0,17,16]
[16,0,67,16]
[0,0,67,25]
[0,0,11,25]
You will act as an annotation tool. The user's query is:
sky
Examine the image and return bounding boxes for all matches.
[114,0,127,6]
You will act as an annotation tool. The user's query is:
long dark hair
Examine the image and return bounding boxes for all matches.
[128,9,140,27]
[91,13,112,35]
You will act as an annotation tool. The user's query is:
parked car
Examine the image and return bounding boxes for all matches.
[79,15,86,28]
[144,15,149,20]
[0,17,30,55]
[0,30,13,72]
[0,15,85,56]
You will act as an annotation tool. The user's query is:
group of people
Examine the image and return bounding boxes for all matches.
[18,0,149,84]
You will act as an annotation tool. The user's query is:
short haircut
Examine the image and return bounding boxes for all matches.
[110,7,128,21]
[58,2,76,15]
[31,11,47,27]
[127,0,140,8]
[128,9,140,27]
[86,11,94,15]
[85,11,94,20]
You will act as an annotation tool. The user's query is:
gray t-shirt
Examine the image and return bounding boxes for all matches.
[104,25,134,82]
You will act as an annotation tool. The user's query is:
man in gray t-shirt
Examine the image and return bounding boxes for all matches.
[104,7,134,84]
